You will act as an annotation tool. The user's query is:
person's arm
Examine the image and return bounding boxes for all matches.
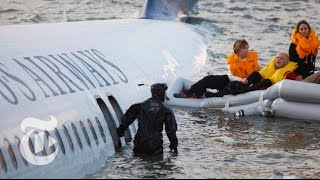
[285,72,303,81]
[227,66,243,82]
[164,108,178,153]
[117,103,140,137]
[289,43,301,63]
[289,43,305,79]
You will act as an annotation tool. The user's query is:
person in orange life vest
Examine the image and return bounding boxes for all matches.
[242,52,298,91]
[289,20,320,80]
[174,39,260,98]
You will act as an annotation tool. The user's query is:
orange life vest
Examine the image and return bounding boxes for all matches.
[226,51,260,78]
[291,28,320,59]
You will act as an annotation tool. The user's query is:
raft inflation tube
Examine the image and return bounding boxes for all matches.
[267,80,320,120]
[166,77,320,121]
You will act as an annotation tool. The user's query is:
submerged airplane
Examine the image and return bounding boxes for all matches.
[0,0,207,178]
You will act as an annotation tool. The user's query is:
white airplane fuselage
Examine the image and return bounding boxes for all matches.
[0,19,208,178]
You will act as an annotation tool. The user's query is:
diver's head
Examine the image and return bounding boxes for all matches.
[151,83,168,102]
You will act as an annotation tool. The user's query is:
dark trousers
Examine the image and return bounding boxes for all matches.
[188,75,230,98]
[247,71,262,85]
[246,71,272,91]
[211,72,272,97]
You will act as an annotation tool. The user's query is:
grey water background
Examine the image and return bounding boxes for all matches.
[1,0,320,178]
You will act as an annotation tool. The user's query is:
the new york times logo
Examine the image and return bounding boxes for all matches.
[20,116,58,165]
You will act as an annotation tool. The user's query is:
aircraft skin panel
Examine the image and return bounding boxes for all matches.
[0,19,208,178]
[0,19,207,130]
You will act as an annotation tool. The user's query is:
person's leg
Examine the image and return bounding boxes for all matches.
[246,71,262,85]
[216,81,239,96]
[188,75,230,98]
[206,80,250,97]
[250,79,272,91]
[303,72,320,84]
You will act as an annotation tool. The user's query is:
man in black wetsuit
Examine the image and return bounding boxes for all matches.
[117,83,178,155]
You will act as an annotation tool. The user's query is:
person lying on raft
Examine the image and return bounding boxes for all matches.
[174,39,260,98]
[207,52,298,97]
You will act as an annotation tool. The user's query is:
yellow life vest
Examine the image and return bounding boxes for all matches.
[259,57,298,84]
[226,51,260,78]
[291,28,320,59]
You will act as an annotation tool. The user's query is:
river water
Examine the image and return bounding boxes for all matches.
[1,0,320,178]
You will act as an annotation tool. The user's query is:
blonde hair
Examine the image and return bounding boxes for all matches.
[233,39,249,54]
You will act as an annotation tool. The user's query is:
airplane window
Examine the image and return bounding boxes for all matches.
[54,128,66,155]
[87,119,99,145]
[80,121,91,147]
[14,136,28,167]
[71,123,83,150]
[4,139,18,169]
[95,117,106,143]
[108,95,133,142]
[63,125,74,152]
[96,98,120,151]
[108,96,124,120]
[0,148,7,173]
[44,131,56,154]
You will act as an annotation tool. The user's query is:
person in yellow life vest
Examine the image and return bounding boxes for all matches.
[289,20,320,80]
[174,39,260,98]
[243,52,298,91]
